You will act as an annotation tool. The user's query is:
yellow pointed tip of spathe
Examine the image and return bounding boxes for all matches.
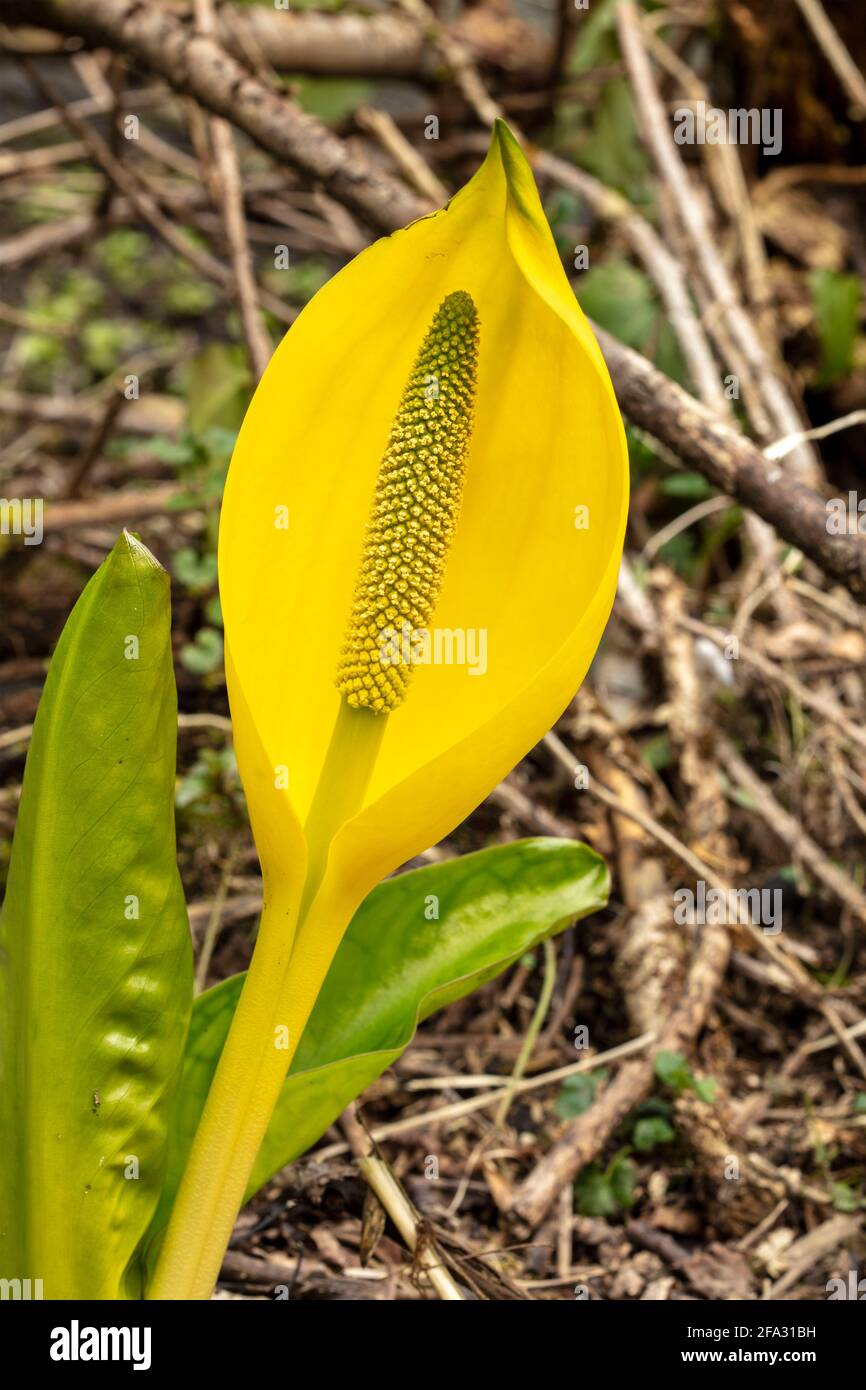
[485,119,614,385]
[486,119,543,225]
[491,119,529,185]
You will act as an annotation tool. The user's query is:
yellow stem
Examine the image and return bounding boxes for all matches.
[147,893,302,1299]
[147,699,386,1300]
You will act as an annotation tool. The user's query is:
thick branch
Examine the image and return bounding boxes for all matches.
[218,6,547,84]
[595,327,866,601]
[219,9,433,80]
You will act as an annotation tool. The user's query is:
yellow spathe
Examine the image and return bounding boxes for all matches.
[220,122,628,968]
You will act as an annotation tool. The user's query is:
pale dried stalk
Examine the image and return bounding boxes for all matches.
[195,0,271,379]
[616,0,820,484]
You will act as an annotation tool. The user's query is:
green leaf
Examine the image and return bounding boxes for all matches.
[632,1116,676,1152]
[575,1165,616,1217]
[556,1071,606,1120]
[574,1151,636,1218]
[185,344,251,436]
[145,838,607,1269]
[694,1077,718,1104]
[148,435,199,467]
[654,1049,716,1102]
[179,626,223,675]
[609,1155,637,1209]
[580,80,650,201]
[568,0,620,75]
[654,1049,695,1092]
[578,259,658,347]
[173,546,218,593]
[810,269,861,387]
[292,77,375,123]
[830,1181,862,1213]
[577,257,685,382]
[640,733,673,772]
[657,531,698,579]
[264,256,331,307]
[0,533,192,1299]
[204,594,223,628]
[660,472,715,500]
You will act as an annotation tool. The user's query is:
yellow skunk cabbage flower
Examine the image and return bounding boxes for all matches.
[150,121,628,1299]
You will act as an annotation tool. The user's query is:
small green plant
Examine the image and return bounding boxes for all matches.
[575,1150,637,1217]
[654,1049,718,1102]
[556,1070,608,1120]
[631,1113,676,1152]
[829,1181,864,1214]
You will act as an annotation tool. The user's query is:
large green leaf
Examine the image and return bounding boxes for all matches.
[145,837,606,1269]
[0,532,192,1299]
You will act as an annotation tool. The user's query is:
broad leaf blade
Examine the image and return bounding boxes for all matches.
[0,532,192,1299]
[149,837,606,1262]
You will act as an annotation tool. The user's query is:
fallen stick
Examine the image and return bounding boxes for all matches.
[595,327,866,601]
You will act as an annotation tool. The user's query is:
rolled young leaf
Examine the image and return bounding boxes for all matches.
[0,532,193,1299]
[143,836,607,1275]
